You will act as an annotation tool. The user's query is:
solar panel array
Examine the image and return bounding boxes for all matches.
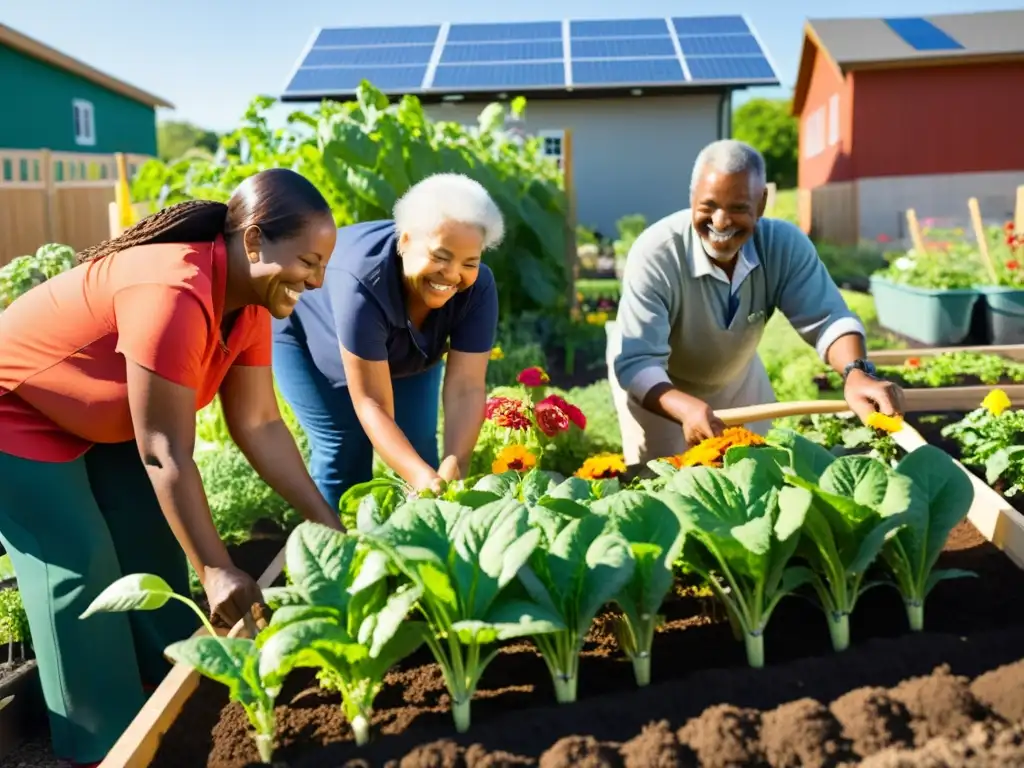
[882,17,964,52]
[283,16,778,98]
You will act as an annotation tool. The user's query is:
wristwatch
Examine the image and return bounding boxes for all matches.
[843,358,878,380]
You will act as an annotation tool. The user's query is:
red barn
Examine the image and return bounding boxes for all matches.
[791,10,1024,245]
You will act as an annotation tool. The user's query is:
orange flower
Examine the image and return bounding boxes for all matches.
[904,357,921,368]
[575,453,626,480]
[492,445,537,474]
[668,427,766,469]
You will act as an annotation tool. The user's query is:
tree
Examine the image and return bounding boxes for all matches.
[732,98,798,189]
[157,120,220,162]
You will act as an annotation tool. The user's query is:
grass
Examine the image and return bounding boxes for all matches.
[769,188,799,226]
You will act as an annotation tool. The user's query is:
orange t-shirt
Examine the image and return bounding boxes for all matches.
[0,236,272,462]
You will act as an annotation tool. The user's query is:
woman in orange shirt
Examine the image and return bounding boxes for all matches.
[0,168,342,767]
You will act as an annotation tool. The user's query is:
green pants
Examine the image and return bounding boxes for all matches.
[0,441,197,763]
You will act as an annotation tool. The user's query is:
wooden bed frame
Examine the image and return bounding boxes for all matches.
[98,346,1024,768]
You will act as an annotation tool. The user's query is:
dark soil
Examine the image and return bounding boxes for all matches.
[148,519,1024,768]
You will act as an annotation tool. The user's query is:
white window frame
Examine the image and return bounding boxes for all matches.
[803,107,825,159]
[72,99,96,147]
[538,129,564,169]
[828,94,840,147]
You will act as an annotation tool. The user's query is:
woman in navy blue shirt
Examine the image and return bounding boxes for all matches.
[272,173,503,510]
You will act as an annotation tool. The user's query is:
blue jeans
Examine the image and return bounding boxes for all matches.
[272,337,442,511]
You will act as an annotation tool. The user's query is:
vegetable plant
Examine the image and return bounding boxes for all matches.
[361,497,563,731]
[516,507,635,702]
[81,574,280,763]
[591,490,684,685]
[656,450,813,667]
[0,587,30,665]
[942,393,1023,500]
[256,522,425,746]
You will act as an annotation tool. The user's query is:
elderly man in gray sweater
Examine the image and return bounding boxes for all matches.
[609,139,904,464]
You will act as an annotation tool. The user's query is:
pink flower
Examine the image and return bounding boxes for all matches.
[534,399,570,437]
[537,394,586,431]
[517,367,550,387]
[486,397,531,430]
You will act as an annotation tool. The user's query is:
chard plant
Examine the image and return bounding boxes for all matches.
[763,431,914,651]
[361,497,564,732]
[516,507,635,702]
[591,490,684,686]
[256,522,425,746]
[81,574,280,763]
[877,445,977,631]
[656,451,813,668]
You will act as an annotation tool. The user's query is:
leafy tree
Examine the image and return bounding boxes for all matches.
[732,98,798,189]
[157,120,220,162]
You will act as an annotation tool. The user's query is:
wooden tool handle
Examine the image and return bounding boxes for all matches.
[715,399,852,426]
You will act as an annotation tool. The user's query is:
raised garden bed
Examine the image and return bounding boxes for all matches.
[96,400,1024,768]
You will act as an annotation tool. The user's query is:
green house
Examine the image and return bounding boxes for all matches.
[0,23,171,155]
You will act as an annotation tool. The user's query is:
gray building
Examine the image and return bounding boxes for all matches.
[281,16,779,235]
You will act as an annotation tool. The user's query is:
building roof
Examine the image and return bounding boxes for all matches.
[0,24,173,109]
[792,10,1024,115]
[280,15,780,104]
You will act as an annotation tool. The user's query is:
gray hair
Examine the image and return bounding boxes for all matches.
[393,173,505,249]
[689,139,767,195]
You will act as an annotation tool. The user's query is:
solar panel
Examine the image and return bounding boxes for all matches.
[446,21,561,43]
[282,16,778,97]
[685,56,776,82]
[432,62,565,89]
[883,17,964,51]
[570,18,669,38]
[441,41,563,64]
[572,58,686,86]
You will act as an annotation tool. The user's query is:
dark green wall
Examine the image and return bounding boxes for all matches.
[0,43,157,154]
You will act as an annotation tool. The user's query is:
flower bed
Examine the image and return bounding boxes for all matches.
[87,408,1024,768]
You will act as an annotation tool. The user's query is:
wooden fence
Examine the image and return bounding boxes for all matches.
[0,149,151,267]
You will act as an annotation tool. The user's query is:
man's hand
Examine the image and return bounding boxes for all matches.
[438,455,461,483]
[679,396,727,447]
[844,369,906,424]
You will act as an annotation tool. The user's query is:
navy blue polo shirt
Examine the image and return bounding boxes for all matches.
[272,219,499,389]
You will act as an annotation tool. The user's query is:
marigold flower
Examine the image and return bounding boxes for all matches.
[490,346,504,360]
[538,394,586,430]
[904,357,921,368]
[534,399,570,437]
[672,427,766,468]
[866,412,904,433]
[517,366,550,386]
[492,445,537,474]
[575,453,627,479]
[982,388,1012,417]
[486,397,532,430]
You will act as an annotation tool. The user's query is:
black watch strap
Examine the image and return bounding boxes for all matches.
[843,358,877,380]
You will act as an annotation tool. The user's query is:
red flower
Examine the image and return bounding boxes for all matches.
[1005,221,1016,233]
[1008,260,1020,271]
[534,399,570,437]
[905,357,921,368]
[538,394,586,431]
[517,367,550,387]
[486,397,532,430]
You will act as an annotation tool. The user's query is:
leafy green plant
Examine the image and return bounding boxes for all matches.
[516,508,634,702]
[655,450,813,667]
[943,400,1024,499]
[592,490,684,685]
[256,523,424,746]
[361,497,563,731]
[81,574,280,762]
[0,587,30,664]
[0,243,75,311]
[764,431,912,650]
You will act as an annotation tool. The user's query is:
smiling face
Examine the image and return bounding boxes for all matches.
[398,219,485,311]
[244,212,338,319]
[691,168,767,264]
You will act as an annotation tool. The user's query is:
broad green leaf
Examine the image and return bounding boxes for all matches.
[767,428,836,480]
[924,568,977,596]
[165,637,259,703]
[356,582,423,658]
[258,618,368,685]
[287,523,356,607]
[473,472,519,498]
[546,477,593,502]
[81,574,174,618]
[520,469,559,503]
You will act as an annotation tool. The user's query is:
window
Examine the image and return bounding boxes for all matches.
[72,99,95,146]
[538,129,564,169]
[828,94,839,147]
[803,107,825,159]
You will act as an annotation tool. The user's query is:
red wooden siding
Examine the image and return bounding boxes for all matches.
[797,47,855,190]
[850,61,1024,179]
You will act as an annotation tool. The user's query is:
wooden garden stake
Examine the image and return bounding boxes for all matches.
[967,197,1000,284]
[905,208,926,255]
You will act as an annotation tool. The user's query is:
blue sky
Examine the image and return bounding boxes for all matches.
[4,1,1018,131]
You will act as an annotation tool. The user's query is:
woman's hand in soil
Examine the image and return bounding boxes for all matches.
[203,565,265,627]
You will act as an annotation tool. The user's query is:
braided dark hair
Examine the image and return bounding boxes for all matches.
[75,168,333,265]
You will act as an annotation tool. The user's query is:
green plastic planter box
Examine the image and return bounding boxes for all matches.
[979,286,1024,345]
[869,275,981,346]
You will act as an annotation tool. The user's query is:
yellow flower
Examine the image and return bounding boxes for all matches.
[982,388,1012,417]
[490,346,504,360]
[585,311,609,326]
[866,412,904,433]
[492,445,537,474]
[575,453,627,479]
[669,427,766,469]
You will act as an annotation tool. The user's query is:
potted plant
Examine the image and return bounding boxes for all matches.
[976,223,1024,344]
